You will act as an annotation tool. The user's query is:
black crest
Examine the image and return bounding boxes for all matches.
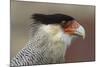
[32,13,75,24]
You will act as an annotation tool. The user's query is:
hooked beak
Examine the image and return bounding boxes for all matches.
[74,25,85,39]
[63,20,85,39]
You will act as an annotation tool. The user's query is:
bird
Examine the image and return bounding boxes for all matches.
[10,13,85,66]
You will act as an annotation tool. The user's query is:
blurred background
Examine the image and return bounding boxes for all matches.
[11,0,95,63]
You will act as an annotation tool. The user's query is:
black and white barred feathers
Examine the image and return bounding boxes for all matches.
[10,25,67,66]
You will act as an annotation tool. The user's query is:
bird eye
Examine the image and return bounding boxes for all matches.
[60,21,66,27]
[61,21,66,25]
[62,21,66,24]
[62,20,74,28]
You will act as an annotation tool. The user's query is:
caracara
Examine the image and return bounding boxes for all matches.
[11,13,85,66]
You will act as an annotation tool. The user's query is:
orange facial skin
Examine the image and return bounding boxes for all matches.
[63,20,80,35]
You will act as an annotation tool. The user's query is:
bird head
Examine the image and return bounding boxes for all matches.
[32,13,85,40]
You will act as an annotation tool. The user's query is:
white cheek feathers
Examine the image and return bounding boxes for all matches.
[41,24,73,47]
[41,24,62,35]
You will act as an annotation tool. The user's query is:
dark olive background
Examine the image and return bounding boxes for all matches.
[11,0,95,63]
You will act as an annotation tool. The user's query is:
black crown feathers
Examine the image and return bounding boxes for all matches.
[32,13,75,24]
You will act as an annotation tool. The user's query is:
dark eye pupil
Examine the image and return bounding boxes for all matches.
[61,22,66,28]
